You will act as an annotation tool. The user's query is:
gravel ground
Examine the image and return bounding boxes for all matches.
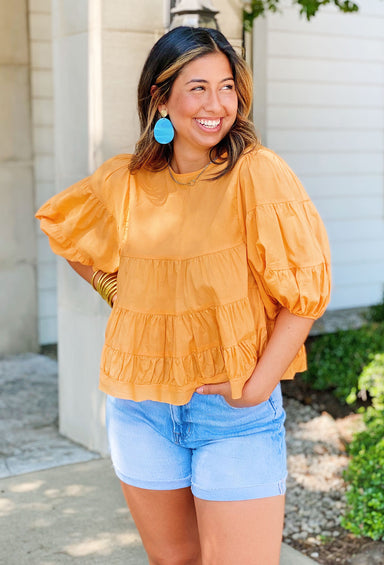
[284,398,349,542]
[283,397,379,564]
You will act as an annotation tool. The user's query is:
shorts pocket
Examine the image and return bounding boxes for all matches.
[217,385,282,420]
[267,396,278,418]
[218,395,276,419]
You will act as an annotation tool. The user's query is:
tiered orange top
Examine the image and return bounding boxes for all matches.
[36,146,331,404]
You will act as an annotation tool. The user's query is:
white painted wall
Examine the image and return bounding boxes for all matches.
[0,0,38,355]
[30,0,57,345]
[253,0,384,310]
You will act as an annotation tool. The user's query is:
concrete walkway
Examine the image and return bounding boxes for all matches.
[0,458,316,565]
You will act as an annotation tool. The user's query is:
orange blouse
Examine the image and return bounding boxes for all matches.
[36,146,331,404]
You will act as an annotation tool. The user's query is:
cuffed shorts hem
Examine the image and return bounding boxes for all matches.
[114,465,192,491]
[191,476,287,501]
[114,463,287,501]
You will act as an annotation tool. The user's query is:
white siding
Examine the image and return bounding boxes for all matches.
[256,0,384,310]
[29,0,57,344]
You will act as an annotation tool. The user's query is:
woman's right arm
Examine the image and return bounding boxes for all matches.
[66,260,95,285]
[66,260,117,304]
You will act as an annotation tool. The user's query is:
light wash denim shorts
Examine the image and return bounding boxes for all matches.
[105,383,287,501]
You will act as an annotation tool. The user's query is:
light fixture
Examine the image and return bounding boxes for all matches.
[170,0,220,30]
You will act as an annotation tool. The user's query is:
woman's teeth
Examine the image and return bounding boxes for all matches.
[196,119,220,128]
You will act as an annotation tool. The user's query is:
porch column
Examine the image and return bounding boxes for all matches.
[52,0,163,453]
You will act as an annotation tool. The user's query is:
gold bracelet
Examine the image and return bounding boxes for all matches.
[97,274,117,305]
[94,271,118,307]
[101,282,117,305]
[99,275,117,301]
[91,269,102,290]
[98,280,117,307]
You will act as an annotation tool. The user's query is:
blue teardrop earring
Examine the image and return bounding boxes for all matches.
[154,109,174,144]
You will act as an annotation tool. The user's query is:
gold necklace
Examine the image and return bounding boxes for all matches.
[168,162,211,186]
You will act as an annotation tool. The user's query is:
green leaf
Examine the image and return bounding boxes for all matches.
[243,0,360,29]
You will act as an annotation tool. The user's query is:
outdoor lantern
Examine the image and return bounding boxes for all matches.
[170,0,220,30]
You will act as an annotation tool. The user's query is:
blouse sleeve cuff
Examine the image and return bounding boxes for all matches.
[264,262,331,319]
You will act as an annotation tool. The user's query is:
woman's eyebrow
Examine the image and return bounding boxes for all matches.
[185,77,234,85]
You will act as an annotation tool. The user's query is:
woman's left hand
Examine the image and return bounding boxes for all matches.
[195,379,270,409]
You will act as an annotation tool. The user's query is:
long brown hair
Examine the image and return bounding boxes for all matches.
[129,27,258,179]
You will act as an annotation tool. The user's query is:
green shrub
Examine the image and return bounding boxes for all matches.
[347,354,384,409]
[302,305,384,540]
[366,293,384,323]
[341,411,384,541]
[341,354,384,540]
[347,409,384,457]
[302,322,384,403]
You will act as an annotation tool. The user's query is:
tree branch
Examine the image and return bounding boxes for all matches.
[243,0,360,31]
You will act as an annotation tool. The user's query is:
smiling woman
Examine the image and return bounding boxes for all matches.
[131,26,256,179]
[35,26,331,565]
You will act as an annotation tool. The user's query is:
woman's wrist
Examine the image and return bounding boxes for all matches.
[243,368,278,404]
[91,269,118,307]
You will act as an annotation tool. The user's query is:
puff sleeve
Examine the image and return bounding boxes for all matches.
[240,148,331,319]
[35,155,131,273]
